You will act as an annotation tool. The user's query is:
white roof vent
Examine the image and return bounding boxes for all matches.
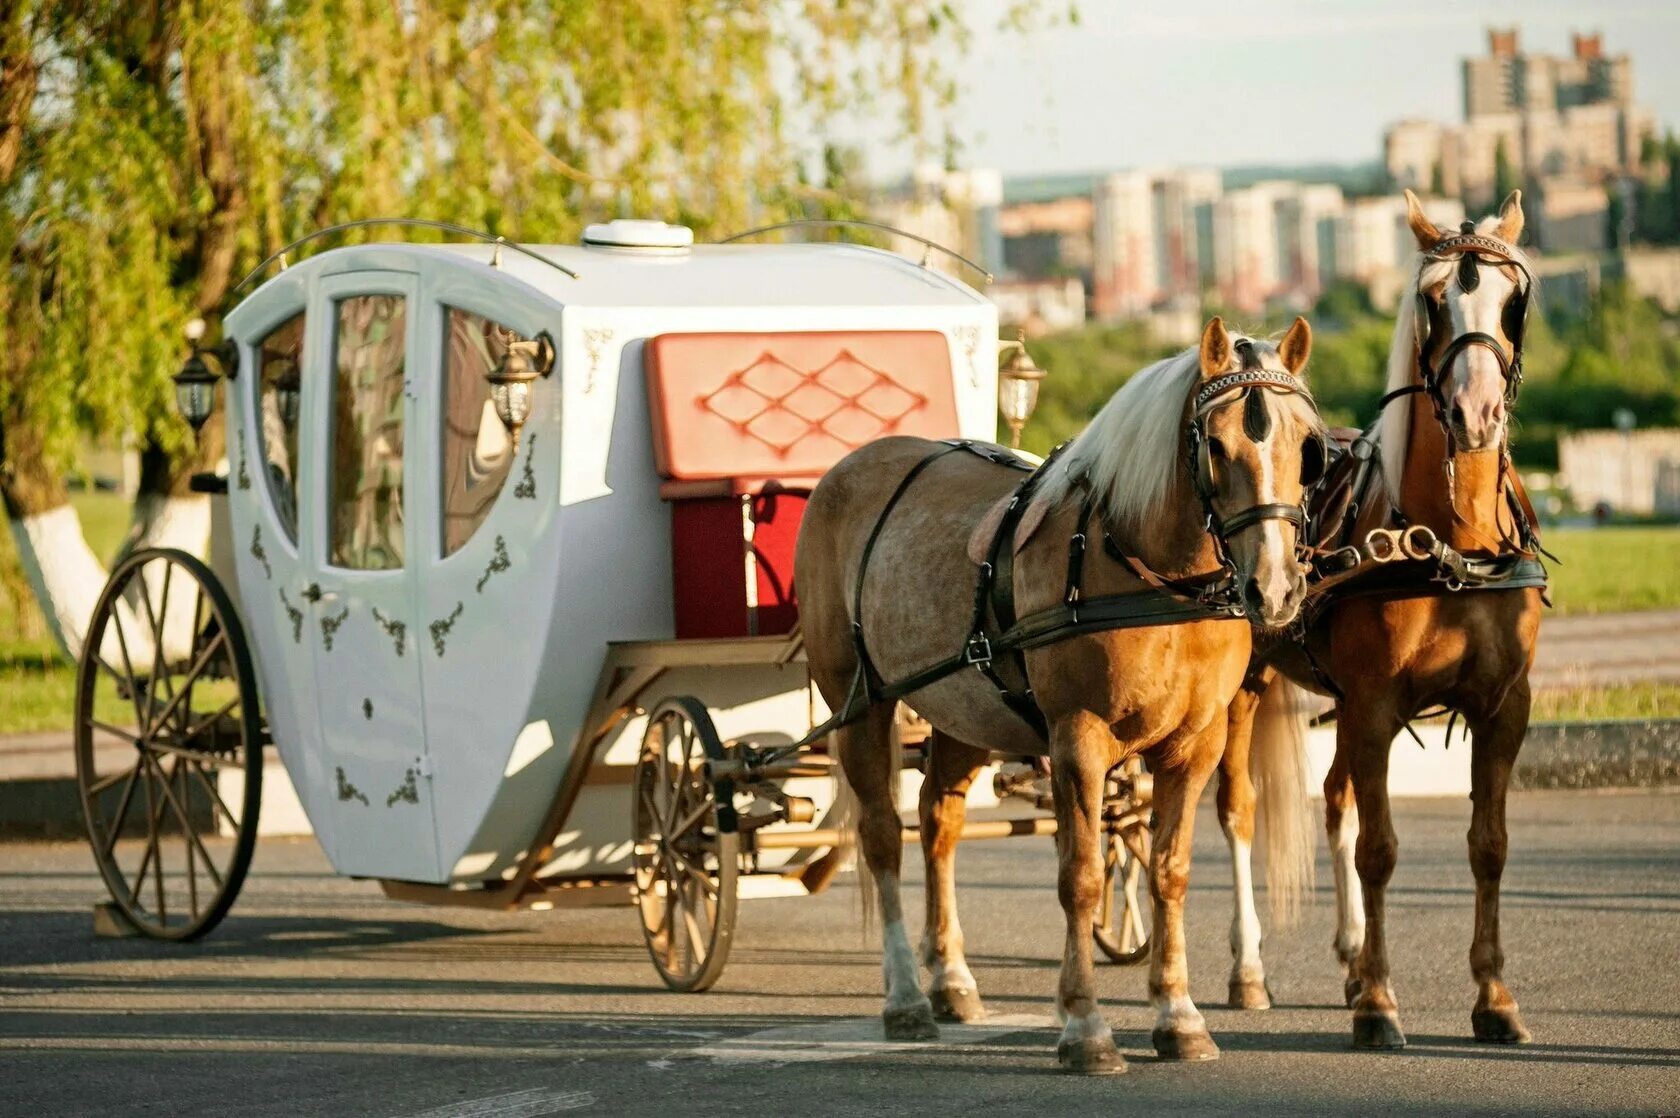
[580,219,694,250]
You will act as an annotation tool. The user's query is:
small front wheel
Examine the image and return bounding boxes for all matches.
[632,696,739,992]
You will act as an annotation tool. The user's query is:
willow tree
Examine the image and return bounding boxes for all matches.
[0,0,993,658]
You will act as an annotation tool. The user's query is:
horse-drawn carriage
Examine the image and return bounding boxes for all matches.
[73,218,1154,989]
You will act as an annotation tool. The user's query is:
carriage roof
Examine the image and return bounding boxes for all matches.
[238,236,990,315]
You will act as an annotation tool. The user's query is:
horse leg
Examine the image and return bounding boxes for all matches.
[919,730,991,1023]
[1050,712,1126,1074]
[838,702,937,1041]
[1149,720,1224,1060]
[1465,677,1533,1044]
[1343,703,1406,1049]
[1218,683,1270,1010]
[1324,750,1365,1008]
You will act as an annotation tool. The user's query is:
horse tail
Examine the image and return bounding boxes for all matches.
[1251,677,1319,927]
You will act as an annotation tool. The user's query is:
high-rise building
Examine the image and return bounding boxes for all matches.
[1092,171,1160,319]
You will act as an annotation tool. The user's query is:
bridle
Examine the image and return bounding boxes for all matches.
[1183,341,1326,580]
[1386,223,1533,452]
[1375,222,1539,555]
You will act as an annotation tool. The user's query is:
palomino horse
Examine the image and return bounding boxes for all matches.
[1223,190,1545,1048]
[796,318,1324,1073]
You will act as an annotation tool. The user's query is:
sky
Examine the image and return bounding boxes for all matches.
[850,0,1680,179]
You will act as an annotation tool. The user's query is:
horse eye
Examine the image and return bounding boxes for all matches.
[1206,437,1230,460]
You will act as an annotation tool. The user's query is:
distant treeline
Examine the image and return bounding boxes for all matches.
[1021,280,1680,470]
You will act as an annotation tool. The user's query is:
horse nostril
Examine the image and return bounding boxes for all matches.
[1450,402,1467,428]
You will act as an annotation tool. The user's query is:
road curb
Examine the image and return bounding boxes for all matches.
[4,719,1676,841]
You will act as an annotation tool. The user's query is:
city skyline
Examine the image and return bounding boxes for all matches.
[845,1,1680,181]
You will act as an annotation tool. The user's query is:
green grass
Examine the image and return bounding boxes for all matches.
[1543,526,1680,615]
[1,491,131,732]
[1531,682,1680,723]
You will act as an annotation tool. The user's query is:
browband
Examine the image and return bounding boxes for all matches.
[1194,368,1309,413]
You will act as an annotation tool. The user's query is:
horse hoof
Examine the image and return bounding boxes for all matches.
[1057,1035,1128,1075]
[1351,1010,1407,1050]
[883,1002,940,1041]
[1228,978,1272,1010]
[1472,1006,1532,1044]
[1152,1027,1221,1061]
[930,986,987,1023]
[1344,976,1363,1008]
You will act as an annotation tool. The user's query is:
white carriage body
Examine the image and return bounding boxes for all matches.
[220,230,998,886]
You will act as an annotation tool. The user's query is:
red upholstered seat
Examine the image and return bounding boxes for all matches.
[645,331,958,638]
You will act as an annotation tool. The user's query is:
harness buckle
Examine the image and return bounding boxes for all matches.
[963,633,993,667]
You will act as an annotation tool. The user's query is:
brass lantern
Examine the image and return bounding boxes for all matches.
[487,330,556,446]
[172,318,237,435]
[996,331,1046,449]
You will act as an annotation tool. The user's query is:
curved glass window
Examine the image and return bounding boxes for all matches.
[440,308,519,556]
[329,295,407,570]
[255,313,305,542]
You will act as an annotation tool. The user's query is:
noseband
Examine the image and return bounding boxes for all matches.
[1184,343,1322,576]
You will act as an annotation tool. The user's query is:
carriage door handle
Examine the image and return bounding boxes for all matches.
[301,582,339,605]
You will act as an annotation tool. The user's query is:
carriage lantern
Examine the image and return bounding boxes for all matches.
[172,318,237,435]
[996,330,1046,449]
[486,330,556,447]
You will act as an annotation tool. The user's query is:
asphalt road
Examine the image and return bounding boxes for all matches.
[2,790,1677,1118]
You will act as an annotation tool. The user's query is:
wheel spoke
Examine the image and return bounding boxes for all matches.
[89,721,142,746]
[88,761,137,795]
[98,760,145,859]
[679,881,707,964]
[188,761,240,831]
[669,846,718,899]
[137,563,175,733]
[147,753,222,891]
[670,798,710,842]
[108,608,149,735]
[147,631,226,738]
[175,694,241,747]
[179,761,200,918]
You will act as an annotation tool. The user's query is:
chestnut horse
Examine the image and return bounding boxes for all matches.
[1222,191,1545,1048]
[796,319,1324,1073]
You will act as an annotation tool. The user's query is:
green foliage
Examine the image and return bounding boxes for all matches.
[1022,282,1680,469]
[0,1,995,482]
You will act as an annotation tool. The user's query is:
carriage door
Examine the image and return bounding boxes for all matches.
[302,272,440,882]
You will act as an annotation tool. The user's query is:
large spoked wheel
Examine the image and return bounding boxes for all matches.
[1093,758,1154,965]
[74,548,264,941]
[632,696,739,992]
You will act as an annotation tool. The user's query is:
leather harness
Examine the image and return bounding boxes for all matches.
[802,360,1318,749]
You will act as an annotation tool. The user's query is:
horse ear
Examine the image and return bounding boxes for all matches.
[1199,317,1231,378]
[1278,316,1312,376]
[1495,189,1524,244]
[1404,189,1443,249]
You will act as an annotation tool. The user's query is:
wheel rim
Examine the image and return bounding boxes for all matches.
[75,549,263,940]
[632,699,736,990]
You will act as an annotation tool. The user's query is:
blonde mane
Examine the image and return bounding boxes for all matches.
[1378,214,1537,506]
[1036,335,1322,535]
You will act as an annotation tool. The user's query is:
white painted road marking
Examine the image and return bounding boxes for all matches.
[391,1087,596,1118]
[692,1013,1054,1065]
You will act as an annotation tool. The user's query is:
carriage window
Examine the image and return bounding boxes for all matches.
[440,308,519,556]
[256,313,306,542]
[328,295,407,570]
